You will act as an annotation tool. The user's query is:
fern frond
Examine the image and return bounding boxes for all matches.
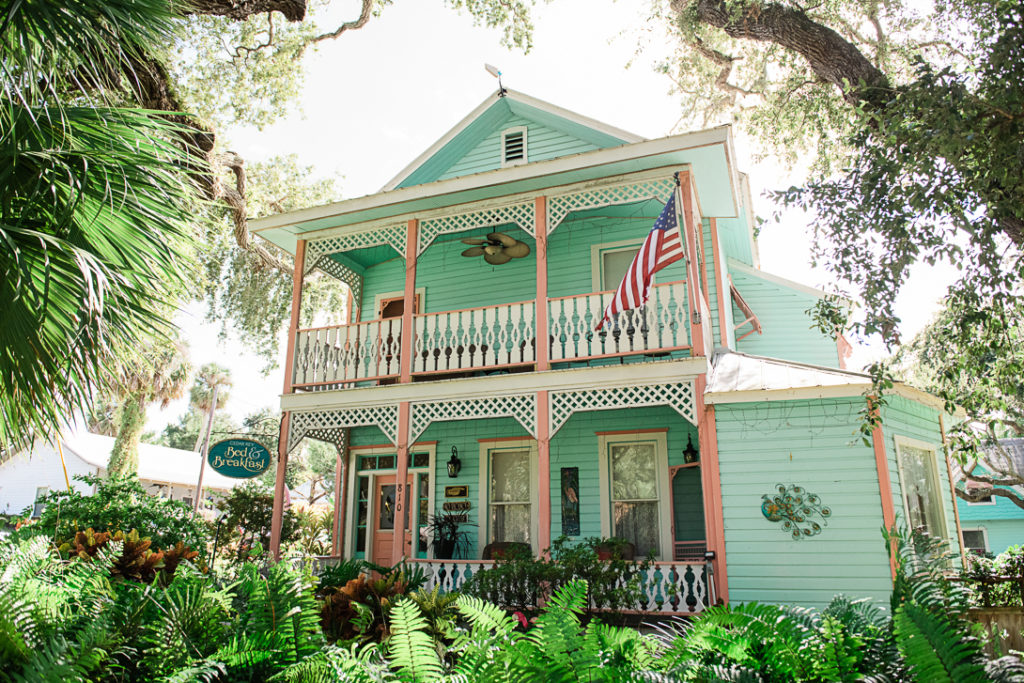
[893,602,988,683]
[386,598,442,681]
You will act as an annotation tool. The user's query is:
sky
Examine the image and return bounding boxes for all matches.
[147,0,955,434]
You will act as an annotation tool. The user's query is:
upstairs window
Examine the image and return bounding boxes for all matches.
[501,126,527,167]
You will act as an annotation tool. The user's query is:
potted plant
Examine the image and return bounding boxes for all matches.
[425,513,474,560]
[595,536,635,561]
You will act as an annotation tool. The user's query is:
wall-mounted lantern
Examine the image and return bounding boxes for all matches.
[447,446,462,478]
[683,435,699,464]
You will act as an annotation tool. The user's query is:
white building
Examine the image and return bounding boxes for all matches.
[0,431,244,517]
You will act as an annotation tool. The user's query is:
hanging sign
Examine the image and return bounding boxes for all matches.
[442,500,472,512]
[445,485,469,498]
[207,438,272,479]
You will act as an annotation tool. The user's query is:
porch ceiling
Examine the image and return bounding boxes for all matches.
[252,127,738,256]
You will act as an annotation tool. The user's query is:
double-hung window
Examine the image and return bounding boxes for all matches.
[481,442,537,549]
[598,433,671,559]
[894,436,949,540]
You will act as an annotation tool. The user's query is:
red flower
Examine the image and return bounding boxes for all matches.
[513,611,528,628]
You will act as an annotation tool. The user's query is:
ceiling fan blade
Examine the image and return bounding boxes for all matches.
[461,237,486,245]
[483,244,503,256]
[488,232,517,247]
[504,242,530,258]
[461,247,485,257]
[484,250,512,265]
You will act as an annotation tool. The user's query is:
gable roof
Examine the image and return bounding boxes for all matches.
[381,89,644,191]
[60,431,243,491]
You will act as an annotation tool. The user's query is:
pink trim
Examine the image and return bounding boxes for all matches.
[709,219,730,348]
[594,428,668,436]
[477,435,535,443]
[940,413,967,566]
[296,318,404,334]
[837,334,853,370]
[272,239,307,560]
[292,374,398,389]
[537,390,552,555]
[399,220,418,384]
[536,196,550,371]
[695,375,727,602]
[546,280,687,303]
[333,449,346,555]
[392,401,412,564]
[679,173,706,358]
[412,362,533,376]
[414,298,536,317]
[870,407,898,580]
[350,441,438,452]
[553,344,692,364]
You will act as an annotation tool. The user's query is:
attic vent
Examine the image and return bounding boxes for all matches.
[501,126,527,167]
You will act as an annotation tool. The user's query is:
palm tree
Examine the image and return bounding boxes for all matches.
[107,341,192,478]
[84,396,120,437]
[189,364,232,452]
[0,0,200,451]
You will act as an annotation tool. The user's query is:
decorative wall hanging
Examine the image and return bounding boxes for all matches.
[561,467,580,536]
[761,484,831,539]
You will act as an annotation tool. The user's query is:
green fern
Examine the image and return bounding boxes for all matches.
[385,598,442,681]
[893,601,989,683]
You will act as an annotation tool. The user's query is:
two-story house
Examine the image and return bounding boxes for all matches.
[252,89,964,613]
[957,439,1024,555]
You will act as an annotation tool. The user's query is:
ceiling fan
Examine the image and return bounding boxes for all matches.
[460,232,531,265]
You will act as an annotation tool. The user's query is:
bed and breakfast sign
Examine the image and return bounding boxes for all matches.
[207,439,272,478]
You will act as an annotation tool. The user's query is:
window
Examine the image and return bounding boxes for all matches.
[32,487,48,518]
[480,441,538,550]
[894,436,949,540]
[962,529,988,555]
[501,126,527,167]
[602,248,641,291]
[598,433,671,559]
[966,491,995,505]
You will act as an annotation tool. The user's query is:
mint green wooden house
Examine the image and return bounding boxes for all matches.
[255,89,964,612]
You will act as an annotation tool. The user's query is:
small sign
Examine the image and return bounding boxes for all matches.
[207,438,272,479]
[447,513,469,523]
[442,500,472,512]
[445,485,468,498]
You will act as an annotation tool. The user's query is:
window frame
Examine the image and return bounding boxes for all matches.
[478,439,538,554]
[893,435,950,542]
[500,126,528,168]
[597,432,672,560]
[345,443,436,559]
[961,527,989,555]
[591,239,643,293]
[372,288,425,321]
[32,486,49,518]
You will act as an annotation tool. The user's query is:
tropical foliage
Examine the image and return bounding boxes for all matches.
[210,481,299,563]
[0,0,201,450]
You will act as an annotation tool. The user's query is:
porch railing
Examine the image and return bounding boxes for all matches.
[548,282,689,362]
[412,300,537,374]
[409,558,713,615]
[293,319,402,388]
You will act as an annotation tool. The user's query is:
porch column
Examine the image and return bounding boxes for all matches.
[695,374,728,602]
[535,196,549,371]
[679,172,706,357]
[271,239,306,560]
[392,400,412,565]
[537,390,551,554]
[399,219,418,383]
[869,398,898,580]
[332,444,348,556]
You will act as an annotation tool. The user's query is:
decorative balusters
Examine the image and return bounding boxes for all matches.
[548,282,689,362]
[417,560,494,593]
[413,301,536,374]
[292,319,402,388]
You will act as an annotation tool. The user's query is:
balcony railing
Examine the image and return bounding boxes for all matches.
[290,282,689,389]
[412,300,537,374]
[548,282,688,362]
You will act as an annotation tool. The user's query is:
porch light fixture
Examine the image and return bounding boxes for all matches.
[683,435,699,464]
[447,446,462,478]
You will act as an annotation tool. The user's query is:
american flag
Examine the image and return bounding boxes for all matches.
[595,191,685,330]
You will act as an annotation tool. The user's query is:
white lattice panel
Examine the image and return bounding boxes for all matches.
[418,202,535,254]
[304,223,407,275]
[300,427,347,453]
[549,382,696,436]
[289,405,399,450]
[547,177,675,232]
[309,255,363,302]
[410,394,537,443]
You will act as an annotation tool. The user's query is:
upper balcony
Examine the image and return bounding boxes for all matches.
[280,168,717,396]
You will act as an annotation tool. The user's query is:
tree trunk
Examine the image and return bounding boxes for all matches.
[109,395,147,478]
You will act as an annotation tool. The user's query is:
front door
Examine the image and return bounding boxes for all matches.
[372,475,411,566]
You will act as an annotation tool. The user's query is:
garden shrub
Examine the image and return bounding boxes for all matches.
[962,545,1024,608]
[319,561,428,643]
[212,481,299,562]
[9,474,209,550]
